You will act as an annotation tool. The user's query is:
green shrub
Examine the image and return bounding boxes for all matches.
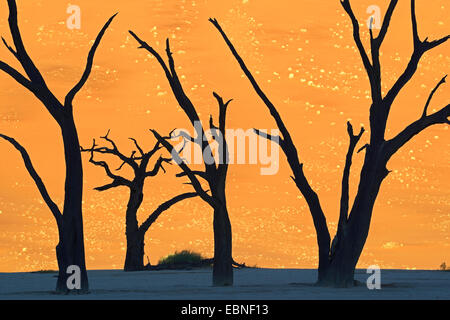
[31,270,58,274]
[158,250,204,266]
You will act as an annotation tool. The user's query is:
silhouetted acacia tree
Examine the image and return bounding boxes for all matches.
[81,131,197,271]
[128,31,234,286]
[210,0,449,287]
[0,0,116,293]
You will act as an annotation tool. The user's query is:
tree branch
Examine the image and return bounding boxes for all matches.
[95,130,139,171]
[176,170,209,180]
[81,139,132,191]
[212,92,232,135]
[3,0,64,122]
[94,180,129,192]
[422,75,447,118]
[129,137,144,157]
[138,192,198,234]
[1,36,18,58]
[150,129,215,207]
[212,92,232,173]
[339,0,373,81]
[171,130,203,149]
[375,0,398,46]
[386,104,450,158]
[253,129,283,146]
[116,150,137,171]
[0,60,34,91]
[5,0,47,85]
[209,18,294,148]
[384,0,449,108]
[128,30,175,86]
[210,17,331,270]
[145,156,171,177]
[0,133,62,227]
[129,30,216,174]
[64,13,118,108]
[339,122,365,231]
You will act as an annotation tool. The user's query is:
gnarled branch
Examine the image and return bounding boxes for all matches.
[129,137,145,157]
[81,139,132,191]
[145,156,171,177]
[150,129,215,207]
[96,130,139,171]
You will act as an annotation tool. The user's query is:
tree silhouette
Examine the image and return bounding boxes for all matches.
[0,0,116,293]
[128,31,234,286]
[210,0,449,287]
[81,131,197,271]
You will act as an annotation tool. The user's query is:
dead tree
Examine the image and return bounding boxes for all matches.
[0,0,116,293]
[128,30,234,286]
[210,0,449,287]
[81,131,197,271]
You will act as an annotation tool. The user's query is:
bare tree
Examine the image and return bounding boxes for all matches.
[210,0,449,287]
[81,131,197,271]
[0,0,116,292]
[128,31,234,286]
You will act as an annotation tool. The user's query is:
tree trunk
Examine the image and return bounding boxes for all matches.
[318,234,357,287]
[317,147,389,287]
[55,115,89,293]
[124,185,145,271]
[212,190,233,286]
[124,231,145,271]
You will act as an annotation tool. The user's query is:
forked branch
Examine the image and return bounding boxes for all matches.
[129,30,216,175]
[384,0,449,108]
[81,139,132,191]
[150,129,215,207]
[339,122,365,230]
[386,101,449,158]
[0,0,117,121]
[422,76,447,118]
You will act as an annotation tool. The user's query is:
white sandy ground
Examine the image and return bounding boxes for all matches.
[0,268,449,300]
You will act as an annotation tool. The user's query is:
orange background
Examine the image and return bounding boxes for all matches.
[0,0,448,272]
